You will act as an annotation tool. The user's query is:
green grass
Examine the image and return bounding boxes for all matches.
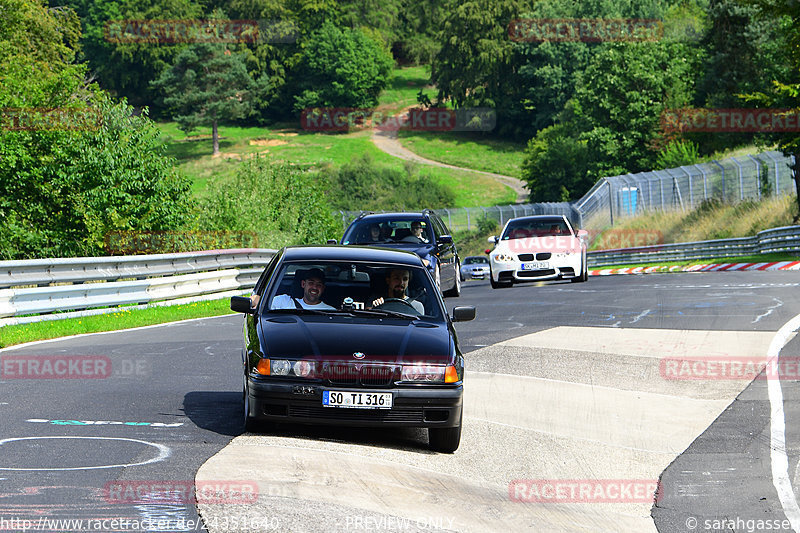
[592,252,800,270]
[377,65,436,115]
[0,299,236,348]
[397,130,526,177]
[156,123,516,207]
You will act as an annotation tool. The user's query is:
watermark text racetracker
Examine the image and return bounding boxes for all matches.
[661,356,800,380]
[0,107,102,131]
[300,107,496,132]
[508,18,663,42]
[662,108,800,133]
[509,479,661,503]
[104,19,298,44]
[1,355,150,379]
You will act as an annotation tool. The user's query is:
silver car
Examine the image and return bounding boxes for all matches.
[460,256,490,280]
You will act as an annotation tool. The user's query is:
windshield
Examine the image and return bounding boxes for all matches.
[501,218,573,240]
[464,257,488,265]
[342,218,434,245]
[264,261,443,320]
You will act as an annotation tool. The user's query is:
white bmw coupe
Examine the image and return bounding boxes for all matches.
[488,215,588,288]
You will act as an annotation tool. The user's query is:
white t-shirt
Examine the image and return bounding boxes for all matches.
[271,294,335,310]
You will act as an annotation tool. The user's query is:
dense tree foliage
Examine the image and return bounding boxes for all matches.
[152,42,268,154]
[1,0,192,259]
[291,21,393,110]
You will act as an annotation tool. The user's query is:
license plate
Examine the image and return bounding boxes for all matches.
[521,262,548,270]
[322,390,393,409]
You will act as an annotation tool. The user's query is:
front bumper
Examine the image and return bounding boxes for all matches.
[247,378,463,428]
[461,267,489,279]
[490,255,582,282]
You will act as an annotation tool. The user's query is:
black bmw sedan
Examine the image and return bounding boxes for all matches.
[230,246,476,453]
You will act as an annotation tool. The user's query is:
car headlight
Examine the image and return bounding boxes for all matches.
[401,364,460,383]
[492,253,515,263]
[255,359,317,378]
[402,364,445,382]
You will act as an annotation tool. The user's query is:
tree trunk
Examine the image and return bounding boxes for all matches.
[212,119,219,156]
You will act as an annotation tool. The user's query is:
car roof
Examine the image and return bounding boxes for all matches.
[281,245,425,267]
[356,212,431,220]
[506,215,567,223]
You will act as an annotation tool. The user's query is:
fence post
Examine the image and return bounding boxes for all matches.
[712,160,725,199]
[606,179,614,226]
[748,155,761,199]
[465,207,470,231]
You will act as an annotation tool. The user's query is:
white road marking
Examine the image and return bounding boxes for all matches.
[630,309,652,324]
[767,314,800,532]
[0,436,170,471]
[753,298,784,324]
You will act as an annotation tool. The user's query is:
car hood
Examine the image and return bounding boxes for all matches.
[259,315,452,362]
[496,235,582,255]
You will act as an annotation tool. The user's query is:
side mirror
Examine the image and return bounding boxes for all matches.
[487,236,498,244]
[438,235,453,244]
[326,239,338,245]
[231,296,256,314]
[577,230,588,238]
[451,306,476,322]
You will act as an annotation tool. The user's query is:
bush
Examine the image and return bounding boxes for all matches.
[322,154,455,211]
[195,158,340,248]
[291,21,394,111]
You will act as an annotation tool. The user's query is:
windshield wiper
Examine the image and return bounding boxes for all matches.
[346,308,419,320]
[268,308,350,316]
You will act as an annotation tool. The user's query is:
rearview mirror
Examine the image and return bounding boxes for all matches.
[451,306,476,322]
[326,239,338,244]
[231,296,256,314]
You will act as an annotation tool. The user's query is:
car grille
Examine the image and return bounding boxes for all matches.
[323,363,396,387]
[517,253,552,261]
[289,406,424,423]
[517,269,556,278]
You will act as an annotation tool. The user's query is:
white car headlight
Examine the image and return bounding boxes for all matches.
[401,364,445,382]
[492,253,515,263]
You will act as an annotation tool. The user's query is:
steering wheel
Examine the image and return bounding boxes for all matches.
[374,298,420,314]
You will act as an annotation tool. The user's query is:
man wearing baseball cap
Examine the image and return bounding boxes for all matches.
[271,268,335,310]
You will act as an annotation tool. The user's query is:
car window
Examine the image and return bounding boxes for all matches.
[265,261,444,320]
[501,219,571,240]
[464,257,488,264]
[343,218,433,244]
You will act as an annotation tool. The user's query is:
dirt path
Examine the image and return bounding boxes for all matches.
[371,128,529,204]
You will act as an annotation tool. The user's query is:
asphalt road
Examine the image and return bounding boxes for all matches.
[2,272,800,532]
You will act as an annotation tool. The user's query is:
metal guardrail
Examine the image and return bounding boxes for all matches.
[0,249,276,325]
[588,225,800,267]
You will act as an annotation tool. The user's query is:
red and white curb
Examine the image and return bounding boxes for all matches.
[589,261,800,276]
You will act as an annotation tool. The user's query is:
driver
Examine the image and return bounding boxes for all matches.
[272,268,335,310]
[370,268,424,314]
[401,221,429,243]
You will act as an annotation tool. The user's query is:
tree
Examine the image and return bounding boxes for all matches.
[740,0,800,217]
[291,20,393,111]
[152,42,269,155]
[0,0,192,259]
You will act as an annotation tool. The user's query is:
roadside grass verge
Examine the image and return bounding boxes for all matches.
[589,252,800,271]
[157,124,516,207]
[0,299,236,349]
[397,130,526,177]
[592,194,798,248]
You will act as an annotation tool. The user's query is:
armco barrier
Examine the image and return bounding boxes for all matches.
[0,249,276,325]
[588,225,800,267]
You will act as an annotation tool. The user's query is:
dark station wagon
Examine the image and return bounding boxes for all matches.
[231,246,476,453]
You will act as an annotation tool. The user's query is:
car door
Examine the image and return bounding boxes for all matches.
[431,215,457,289]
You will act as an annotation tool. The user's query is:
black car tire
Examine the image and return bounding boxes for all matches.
[443,262,461,297]
[428,408,462,453]
[243,379,259,432]
[490,271,512,289]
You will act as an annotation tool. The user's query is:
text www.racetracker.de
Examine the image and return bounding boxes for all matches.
[0,516,206,531]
